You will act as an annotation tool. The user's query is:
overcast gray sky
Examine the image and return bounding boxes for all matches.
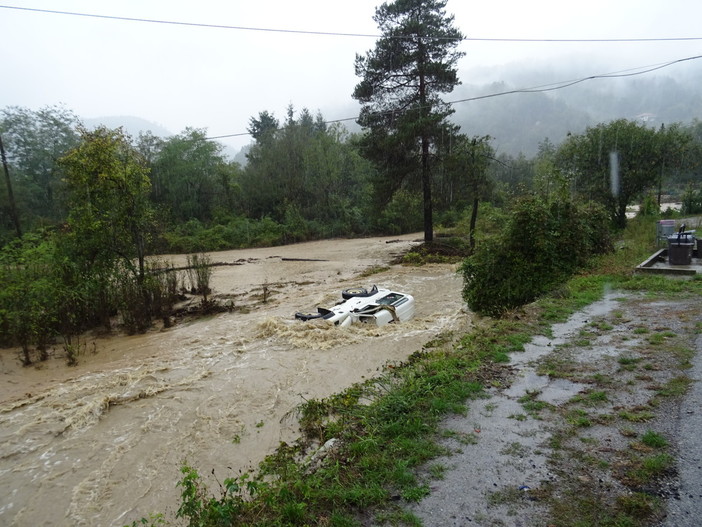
[2,0,701,151]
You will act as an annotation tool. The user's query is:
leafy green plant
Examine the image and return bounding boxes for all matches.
[175,465,261,527]
[124,513,166,527]
[461,196,613,316]
[186,253,213,302]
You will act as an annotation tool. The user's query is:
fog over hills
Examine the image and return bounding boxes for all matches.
[82,115,172,139]
[82,61,702,161]
[450,60,702,156]
[81,115,245,160]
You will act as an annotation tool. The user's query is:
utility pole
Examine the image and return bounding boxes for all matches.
[0,134,22,238]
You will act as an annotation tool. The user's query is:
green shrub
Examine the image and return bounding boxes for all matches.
[461,196,613,316]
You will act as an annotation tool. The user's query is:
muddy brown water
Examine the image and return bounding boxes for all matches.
[0,234,470,526]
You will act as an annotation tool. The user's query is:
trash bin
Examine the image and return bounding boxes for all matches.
[668,233,695,265]
[657,220,676,246]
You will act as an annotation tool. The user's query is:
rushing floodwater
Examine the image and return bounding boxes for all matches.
[0,235,469,526]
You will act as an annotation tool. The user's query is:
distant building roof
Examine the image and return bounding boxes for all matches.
[635,113,657,123]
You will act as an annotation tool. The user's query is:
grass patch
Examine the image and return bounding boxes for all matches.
[517,391,551,418]
[656,375,693,397]
[571,390,609,407]
[640,430,668,449]
[619,408,655,423]
[428,463,448,480]
[537,355,584,379]
[647,332,675,345]
[486,486,524,506]
[500,442,529,457]
[626,453,674,485]
[616,492,661,519]
[548,487,641,527]
[566,409,592,428]
[400,238,469,265]
[440,428,479,445]
[618,356,643,371]
[590,319,614,331]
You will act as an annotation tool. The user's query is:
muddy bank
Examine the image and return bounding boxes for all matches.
[0,234,471,526]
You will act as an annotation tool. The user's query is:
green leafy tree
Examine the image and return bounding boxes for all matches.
[681,183,702,214]
[556,119,693,228]
[59,126,155,331]
[654,122,695,205]
[247,110,279,145]
[489,152,534,198]
[149,128,234,223]
[134,131,166,166]
[533,138,569,202]
[0,237,57,364]
[0,233,91,364]
[0,105,79,234]
[60,127,153,278]
[353,0,464,242]
[241,107,374,239]
[436,133,494,250]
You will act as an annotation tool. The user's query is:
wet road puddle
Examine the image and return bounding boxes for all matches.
[411,291,628,525]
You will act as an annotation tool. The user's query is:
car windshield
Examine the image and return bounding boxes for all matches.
[377,293,402,305]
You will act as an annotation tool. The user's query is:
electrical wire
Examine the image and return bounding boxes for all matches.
[3,5,699,143]
[205,54,702,142]
[2,4,702,43]
[447,55,702,104]
[0,4,378,38]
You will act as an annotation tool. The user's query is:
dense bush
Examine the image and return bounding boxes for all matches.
[681,184,702,215]
[461,197,613,317]
[161,216,286,253]
[0,232,185,363]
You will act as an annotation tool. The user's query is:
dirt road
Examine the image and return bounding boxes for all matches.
[0,234,470,527]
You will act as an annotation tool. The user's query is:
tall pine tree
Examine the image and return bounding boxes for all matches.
[353,0,464,241]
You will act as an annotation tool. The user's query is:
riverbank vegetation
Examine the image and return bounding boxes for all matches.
[2,102,702,360]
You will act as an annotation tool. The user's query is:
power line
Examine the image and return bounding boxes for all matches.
[2,4,702,43]
[465,36,702,43]
[5,4,696,143]
[205,54,702,142]
[0,4,380,38]
[447,55,702,104]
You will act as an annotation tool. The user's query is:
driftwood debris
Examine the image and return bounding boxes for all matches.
[153,260,253,273]
[280,258,329,262]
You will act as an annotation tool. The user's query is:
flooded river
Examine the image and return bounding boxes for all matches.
[0,234,470,526]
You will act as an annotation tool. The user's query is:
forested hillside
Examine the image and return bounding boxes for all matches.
[451,62,702,156]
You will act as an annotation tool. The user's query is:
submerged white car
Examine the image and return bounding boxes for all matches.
[295,285,415,327]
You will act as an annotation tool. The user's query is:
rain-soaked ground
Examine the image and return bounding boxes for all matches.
[0,234,471,527]
[410,291,702,526]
